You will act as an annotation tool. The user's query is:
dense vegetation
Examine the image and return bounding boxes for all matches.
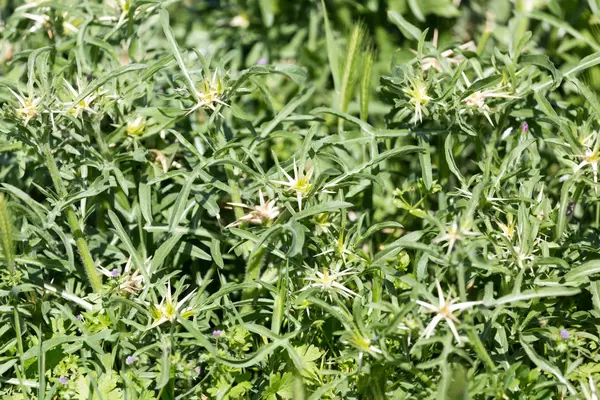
[1,0,600,398]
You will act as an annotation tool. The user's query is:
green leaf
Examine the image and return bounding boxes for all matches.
[418,136,433,190]
[168,165,202,231]
[159,7,198,98]
[0,194,14,268]
[324,145,424,188]
[520,335,576,395]
[519,54,562,89]
[157,337,171,390]
[408,0,425,21]
[387,10,422,40]
[259,87,316,140]
[139,182,153,225]
[565,259,600,282]
[150,233,184,275]
[321,0,340,91]
[444,134,465,185]
[493,139,536,187]
[291,201,353,221]
[210,239,224,268]
[569,76,600,121]
[461,75,503,99]
[285,221,305,256]
[488,287,581,306]
[528,11,600,52]
[108,210,150,283]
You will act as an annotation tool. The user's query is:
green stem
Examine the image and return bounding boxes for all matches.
[43,283,94,311]
[42,144,102,293]
[242,246,266,303]
[458,263,495,371]
[457,263,466,302]
[476,30,492,56]
[271,261,287,335]
[92,123,111,158]
[13,307,29,397]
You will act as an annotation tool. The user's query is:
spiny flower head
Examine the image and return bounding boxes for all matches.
[433,220,479,255]
[402,76,432,124]
[271,158,314,210]
[574,145,600,186]
[497,215,516,241]
[98,256,147,294]
[126,115,146,136]
[10,88,41,125]
[226,190,280,228]
[462,87,515,125]
[63,78,103,118]
[416,280,482,345]
[342,330,382,358]
[151,281,195,328]
[195,71,227,111]
[303,265,359,299]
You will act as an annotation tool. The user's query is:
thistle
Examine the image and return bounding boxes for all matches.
[342,330,383,359]
[150,282,196,328]
[226,190,280,228]
[271,159,314,210]
[573,145,600,187]
[302,266,359,299]
[416,280,482,345]
[194,71,227,112]
[462,88,515,125]
[403,76,432,124]
[126,116,147,136]
[9,89,41,125]
[433,221,480,255]
[63,78,102,118]
[98,256,146,294]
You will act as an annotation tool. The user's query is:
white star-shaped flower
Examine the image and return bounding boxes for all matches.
[271,159,314,210]
[150,281,196,328]
[9,88,41,125]
[302,266,359,299]
[226,190,280,228]
[403,76,432,124]
[63,78,103,118]
[98,256,148,294]
[433,221,479,255]
[416,280,482,345]
[573,146,600,188]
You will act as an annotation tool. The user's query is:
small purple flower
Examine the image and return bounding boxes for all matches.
[75,314,83,321]
[195,366,201,376]
[126,355,136,365]
[560,329,570,340]
[111,268,120,277]
[212,329,223,337]
[59,376,68,385]
[257,58,268,65]
[522,122,529,133]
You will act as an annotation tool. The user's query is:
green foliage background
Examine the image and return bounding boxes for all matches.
[0,0,600,398]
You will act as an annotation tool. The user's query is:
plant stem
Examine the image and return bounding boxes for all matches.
[0,194,14,269]
[42,143,102,293]
[13,307,29,397]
